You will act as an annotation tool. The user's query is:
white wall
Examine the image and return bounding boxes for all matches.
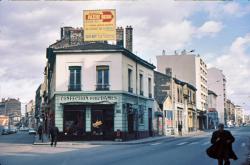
[55,52,123,92]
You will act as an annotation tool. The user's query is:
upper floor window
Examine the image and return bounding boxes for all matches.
[148,77,152,98]
[68,66,81,91]
[139,74,143,96]
[128,69,133,93]
[96,65,109,91]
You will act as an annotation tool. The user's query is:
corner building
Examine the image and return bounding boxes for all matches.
[46,42,155,141]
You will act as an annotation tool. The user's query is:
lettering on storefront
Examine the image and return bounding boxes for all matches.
[59,95,118,103]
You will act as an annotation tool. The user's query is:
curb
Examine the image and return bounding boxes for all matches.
[33,136,174,146]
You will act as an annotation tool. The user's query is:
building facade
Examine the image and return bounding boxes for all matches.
[156,52,208,130]
[154,71,197,135]
[46,42,155,141]
[0,98,21,126]
[207,68,227,125]
[25,100,36,128]
[226,99,236,126]
[208,90,219,129]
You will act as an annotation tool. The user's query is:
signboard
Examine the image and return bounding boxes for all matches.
[83,9,116,41]
[59,95,119,103]
[0,115,9,126]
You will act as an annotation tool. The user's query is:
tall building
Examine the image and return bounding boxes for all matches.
[116,27,124,47]
[125,26,133,52]
[156,52,208,130]
[207,68,227,124]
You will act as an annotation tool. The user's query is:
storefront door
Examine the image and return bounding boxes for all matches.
[91,105,114,140]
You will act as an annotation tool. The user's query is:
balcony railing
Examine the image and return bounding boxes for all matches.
[68,84,81,91]
[128,87,133,93]
[96,84,110,91]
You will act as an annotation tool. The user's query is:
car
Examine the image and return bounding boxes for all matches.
[28,128,36,135]
[1,126,10,135]
[20,127,29,131]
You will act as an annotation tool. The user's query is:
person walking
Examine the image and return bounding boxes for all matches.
[178,123,182,136]
[207,123,237,165]
[49,125,59,147]
[38,125,43,142]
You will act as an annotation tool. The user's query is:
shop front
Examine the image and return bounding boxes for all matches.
[53,93,154,141]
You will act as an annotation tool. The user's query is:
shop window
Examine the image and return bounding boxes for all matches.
[96,65,109,90]
[68,66,81,91]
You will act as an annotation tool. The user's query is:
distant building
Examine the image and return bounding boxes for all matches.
[208,68,227,125]
[208,90,219,129]
[0,98,21,126]
[235,105,244,125]
[125,26,133,52]
[226,99,236,126]
[156,52,208,130]
[25,100,35,128]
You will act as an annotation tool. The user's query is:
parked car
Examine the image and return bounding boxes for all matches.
[20,127,29,131]
[28,128,36,135]
[9,127,17,134]
[1,126,10,135]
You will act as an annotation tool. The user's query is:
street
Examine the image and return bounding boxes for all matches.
[0,127,249,165]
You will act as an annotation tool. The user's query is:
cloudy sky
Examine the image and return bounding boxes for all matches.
[0,0,250,114]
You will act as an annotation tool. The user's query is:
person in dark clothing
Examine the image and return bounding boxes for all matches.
[178,123,182,136]
[49,125,59,147]
[210,123,237,165]
[38,125,43,141]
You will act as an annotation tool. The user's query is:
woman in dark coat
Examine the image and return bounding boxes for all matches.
[209,123,237,165]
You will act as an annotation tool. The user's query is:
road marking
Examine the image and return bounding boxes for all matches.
[177,142,188,146]
[241,143,246,147]
[188,142,199,145]
[150,142,161,146]
[202,142,210,146]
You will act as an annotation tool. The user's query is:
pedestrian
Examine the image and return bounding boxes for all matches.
[207,123,237,165]
[178,123,182,136]
[38,125,43,142]
[49,125,59,147]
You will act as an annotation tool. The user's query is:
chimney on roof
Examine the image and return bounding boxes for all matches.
[116,27,124,47]
[125,26,133,52]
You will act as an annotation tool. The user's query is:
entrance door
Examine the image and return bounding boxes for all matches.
[148,108,153,136]
[127,114,134,134]
[91,105,114,140]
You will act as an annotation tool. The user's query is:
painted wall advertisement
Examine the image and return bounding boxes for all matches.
[83,9,116,41]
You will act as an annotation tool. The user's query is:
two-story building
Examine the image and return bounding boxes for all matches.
[46,42,155,141]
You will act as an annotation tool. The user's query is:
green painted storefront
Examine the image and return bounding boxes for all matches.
[51,91,154,141]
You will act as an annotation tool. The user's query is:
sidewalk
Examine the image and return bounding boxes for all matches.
[33,130,208,146]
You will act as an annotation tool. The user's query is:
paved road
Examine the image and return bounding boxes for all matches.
[0,127,249,165]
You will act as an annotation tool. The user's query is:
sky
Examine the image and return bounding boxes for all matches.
[0,0,250,114]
